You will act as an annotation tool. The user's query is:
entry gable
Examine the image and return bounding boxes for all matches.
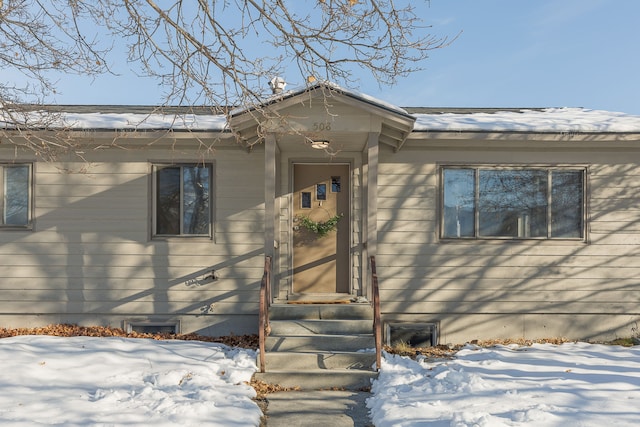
[229,81,415,151]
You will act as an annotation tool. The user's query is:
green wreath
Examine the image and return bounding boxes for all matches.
[296,213,343,237]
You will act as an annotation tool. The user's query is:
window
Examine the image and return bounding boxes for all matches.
[331,176,341,192]
[442,166,584,240]
[301,191,311,208]
[1,164,32,228]
[316,183,327,200]
[153,164,211,237]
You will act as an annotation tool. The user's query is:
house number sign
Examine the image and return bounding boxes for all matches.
[312,122,332,131]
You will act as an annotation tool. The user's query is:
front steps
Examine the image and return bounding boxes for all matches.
[253,303,378,390]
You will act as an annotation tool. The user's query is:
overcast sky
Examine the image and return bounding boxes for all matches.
[44,0,640,114]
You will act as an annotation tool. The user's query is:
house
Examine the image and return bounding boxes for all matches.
[2,81,640,344]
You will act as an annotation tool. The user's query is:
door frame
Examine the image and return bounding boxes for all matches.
[289,160,353,296]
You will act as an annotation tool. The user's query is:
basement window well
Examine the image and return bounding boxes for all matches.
[125,321,180,335]
[385,322,438,347]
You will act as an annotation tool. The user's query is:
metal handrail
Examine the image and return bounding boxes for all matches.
[370,255,382,371]
[258,255,272,373]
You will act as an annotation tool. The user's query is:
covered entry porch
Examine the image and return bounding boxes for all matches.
[230,82,416,303]
[230,82,415,385]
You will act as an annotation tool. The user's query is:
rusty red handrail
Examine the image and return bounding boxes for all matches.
[370,256,382,371]
[258,256,272,373]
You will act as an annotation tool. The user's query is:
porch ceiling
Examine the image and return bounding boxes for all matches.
[274,131,370,152]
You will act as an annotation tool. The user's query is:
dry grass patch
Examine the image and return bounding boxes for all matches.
[385,337,575,360]
[0,323,258,348]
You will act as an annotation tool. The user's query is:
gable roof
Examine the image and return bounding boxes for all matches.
[228,81,416,148]
[230,81,414,120]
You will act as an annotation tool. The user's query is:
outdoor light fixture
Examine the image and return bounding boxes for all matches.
[310,140,330,149]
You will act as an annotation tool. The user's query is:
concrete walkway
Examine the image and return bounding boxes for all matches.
[264,390,373,426]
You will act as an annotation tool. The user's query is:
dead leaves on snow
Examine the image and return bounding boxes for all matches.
[0,324,259,348]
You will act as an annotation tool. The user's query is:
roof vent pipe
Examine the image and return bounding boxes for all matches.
[269,77,286,94]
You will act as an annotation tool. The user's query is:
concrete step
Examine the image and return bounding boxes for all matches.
[259,351,376,371]
[265,334,375,352]
[269,319,373,335]
[253,369,378,391]
[258,302,378,391]
[269,303,373,321]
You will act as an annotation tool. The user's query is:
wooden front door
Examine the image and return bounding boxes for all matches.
[292,164,350,294]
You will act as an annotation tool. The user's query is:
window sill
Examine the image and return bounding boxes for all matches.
[439,237,587,244]
[0,226,33,231]
[152,235,213,242]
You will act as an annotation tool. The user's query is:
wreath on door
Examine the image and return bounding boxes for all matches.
[296,213,343,237]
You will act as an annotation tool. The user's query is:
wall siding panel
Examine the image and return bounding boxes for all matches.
[2,114,640,342]
[376,142,640,342]
[0,141,266,335]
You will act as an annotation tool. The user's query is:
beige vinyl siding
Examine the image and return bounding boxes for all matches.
[376,139,640,342]
[0,140,265,335]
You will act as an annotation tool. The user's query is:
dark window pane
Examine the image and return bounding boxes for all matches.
[301,192,311,208]
[317,183,327,200]
[183,166,210,235]
[331,176,341,192]
[551,171,583,238]
[479,170,547,238]
[4,166,29,225]
[442,169,475,238]
[156,167,181,234]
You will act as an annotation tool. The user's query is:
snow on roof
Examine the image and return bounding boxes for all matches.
[319,81,413,118]
[413,108,640,133]
[0,109,228,131]
[59,112,228,131]
[3,105,640,134]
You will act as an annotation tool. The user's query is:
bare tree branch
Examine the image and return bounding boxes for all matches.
[0,0,456,156]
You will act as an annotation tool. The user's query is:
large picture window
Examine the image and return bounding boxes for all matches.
[153,164,211,237]
[1,164,32,228]
[442,166,585,240]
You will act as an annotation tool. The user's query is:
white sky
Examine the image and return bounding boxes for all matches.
[5,1,640,114]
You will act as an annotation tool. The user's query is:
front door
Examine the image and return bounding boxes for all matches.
[292,164,350,294]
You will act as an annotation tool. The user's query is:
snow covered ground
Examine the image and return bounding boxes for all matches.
[0,335,261,426]
[0,336,639,426]
[369,342,640,427]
